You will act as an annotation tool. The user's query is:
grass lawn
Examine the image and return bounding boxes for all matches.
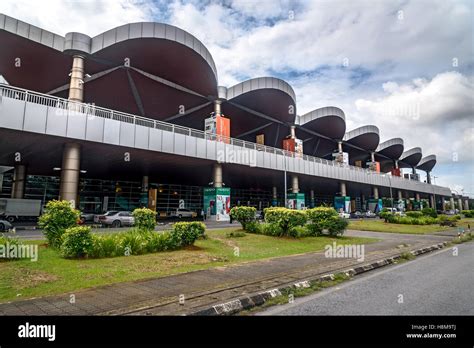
[348,218,474,234]
[0,228,376,303]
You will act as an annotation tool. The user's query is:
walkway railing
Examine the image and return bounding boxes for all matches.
[0,83,415,185]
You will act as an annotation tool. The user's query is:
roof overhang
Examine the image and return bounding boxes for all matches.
[416,154,436,172]
[399,147,423,168]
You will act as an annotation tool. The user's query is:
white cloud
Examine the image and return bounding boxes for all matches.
[355,71,473,162]
[0,0,153,36]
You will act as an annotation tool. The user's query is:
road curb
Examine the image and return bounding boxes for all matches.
[189,242,448,316]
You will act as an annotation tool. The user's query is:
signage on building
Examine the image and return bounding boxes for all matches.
[203,187,231,221]
[333,152,349,165]
[204,114,230,144]
[256,134,265,145]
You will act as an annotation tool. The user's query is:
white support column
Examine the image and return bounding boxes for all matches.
[214,100,222,116]
[291,175,299,193]
[213,163,223,188]
[458,198,463,211]
[339,182,347,197]
[338,141,343,153]
[464,199,470,211]
[430,195,435,209]
[398,190,403,200]
[450,197,455,211]
[415,193,421,201]
[373,186,379,199]
[59,143,81,207]
[68,55,85,103]
[11,164,26,199]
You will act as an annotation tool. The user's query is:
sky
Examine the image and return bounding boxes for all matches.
[1,0,473,195]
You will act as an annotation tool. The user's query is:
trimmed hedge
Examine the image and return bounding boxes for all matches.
[230,206,256,229]
[60,222,206,259]
[307,207,347,236]
[132,208,157,231]
[264,207,307,236]
[461,210,474,218]
[39,200,80,248]
[236,206,347,238]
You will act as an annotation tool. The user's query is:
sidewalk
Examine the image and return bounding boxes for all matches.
[0,230,453,316]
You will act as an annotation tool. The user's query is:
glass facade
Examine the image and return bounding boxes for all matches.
[0,173,339,213]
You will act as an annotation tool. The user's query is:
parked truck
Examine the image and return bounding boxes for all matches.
[0,198,42,223]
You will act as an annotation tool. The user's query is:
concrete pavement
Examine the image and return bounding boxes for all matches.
[258,242,474,315]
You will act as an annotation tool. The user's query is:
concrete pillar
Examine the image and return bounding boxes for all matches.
[394,160,399,169]
[372,186,379,199]
[11,164,26,199]
[339,182,346,197]
[442,197,446,210]
[370,152,375,163]
[310,189,315,208]
[141,176,149,193]
[458,198,463,211]
[415,193,421,201]
[450,197,455,211]
[272,186,277,200]
[291,175,299,193]
[213,163,223,188]
[337,141,343,153]
[430,195,435,209]
[426,171,431,184]
[214,100,222,115]
[68,55,85,103]
[59,143,81,207]
[464,199,470,211]
[398,190,403,200]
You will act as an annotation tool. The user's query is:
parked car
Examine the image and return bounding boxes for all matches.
[0,219,13,231]
[365,211,376,218]
[350,211,362,218]
[80,212,95,224]
[171,208,197,219]
[386,208,398,213]
[339,212,350,219]
[94,211,134,227]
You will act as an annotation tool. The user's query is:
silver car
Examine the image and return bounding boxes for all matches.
[94,211,134,227]
[0,219,13,231]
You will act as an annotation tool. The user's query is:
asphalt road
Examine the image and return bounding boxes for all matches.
[258,242,474,315]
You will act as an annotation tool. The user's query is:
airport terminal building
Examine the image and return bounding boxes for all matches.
[0,14,470,220]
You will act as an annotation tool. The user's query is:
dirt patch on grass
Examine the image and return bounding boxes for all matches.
[7,267,59,290]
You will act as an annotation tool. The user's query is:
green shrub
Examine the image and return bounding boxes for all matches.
[120,229,148,255]
[171,221,206,247]
[306,207,346,236]
[39,200,80,248]
[406,211,423,218]
[245,221,261,234]
[421,207,437,218]
[60,226,93,258]
[230,206,256,230]
[461,210,474,218]
[288,225,310,238]
[132,208,157,231]
[326,216,349,236]
[259,223,283,236]
[264,207,307,236]
[90,234,122,258]
[437,215,458,227]
[379,211,392,221]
